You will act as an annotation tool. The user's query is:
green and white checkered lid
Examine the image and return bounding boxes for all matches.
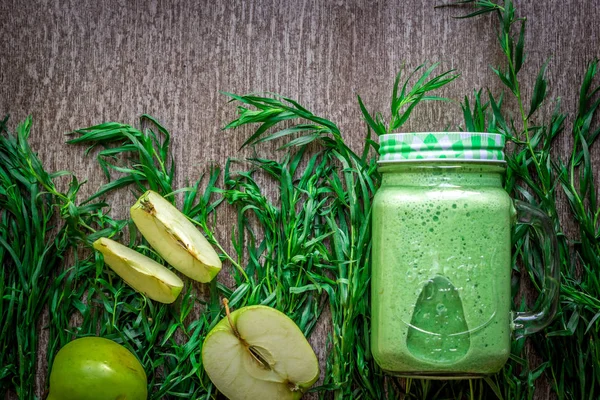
[378,132,505,163]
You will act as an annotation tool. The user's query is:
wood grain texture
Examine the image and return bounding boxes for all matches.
[1,0,599,399]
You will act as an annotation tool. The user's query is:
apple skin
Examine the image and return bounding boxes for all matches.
[202,305,320,400]
[47,337,147,400]
[130,190,222,283]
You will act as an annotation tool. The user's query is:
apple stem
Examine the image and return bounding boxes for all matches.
[223,298,241,339]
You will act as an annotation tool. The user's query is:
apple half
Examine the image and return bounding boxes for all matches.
[93,237,183,304]
[202,300,320,400]
[130,190,221,283]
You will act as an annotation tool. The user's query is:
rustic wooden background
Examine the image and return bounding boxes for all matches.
[1,0,599,399]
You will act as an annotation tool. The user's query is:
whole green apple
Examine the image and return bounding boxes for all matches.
[47,337,147,400]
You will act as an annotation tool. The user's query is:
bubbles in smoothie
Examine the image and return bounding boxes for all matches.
[405,269,417,283]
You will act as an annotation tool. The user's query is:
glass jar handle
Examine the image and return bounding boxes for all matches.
[511,200,560,339]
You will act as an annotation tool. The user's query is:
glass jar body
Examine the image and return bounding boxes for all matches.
[371,162,514,378]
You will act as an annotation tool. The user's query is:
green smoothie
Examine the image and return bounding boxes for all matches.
[371,163,513,377]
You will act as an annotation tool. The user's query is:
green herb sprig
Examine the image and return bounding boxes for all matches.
[358,63,460,135]
[0,116,99,399]
[221,93,382,399]
[0,116,57,399]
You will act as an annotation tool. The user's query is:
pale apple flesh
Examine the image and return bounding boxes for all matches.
[202,302,320,400]
[93,237,183,304]
[130,190,221,283]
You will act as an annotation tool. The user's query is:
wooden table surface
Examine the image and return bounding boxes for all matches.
[1,1,599,399]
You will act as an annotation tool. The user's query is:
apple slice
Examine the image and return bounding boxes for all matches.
[130,190,221,283]
[202,300,320,400]
[93,237,183,304]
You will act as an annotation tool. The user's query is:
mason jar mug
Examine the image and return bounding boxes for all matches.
[370,132,559,378]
